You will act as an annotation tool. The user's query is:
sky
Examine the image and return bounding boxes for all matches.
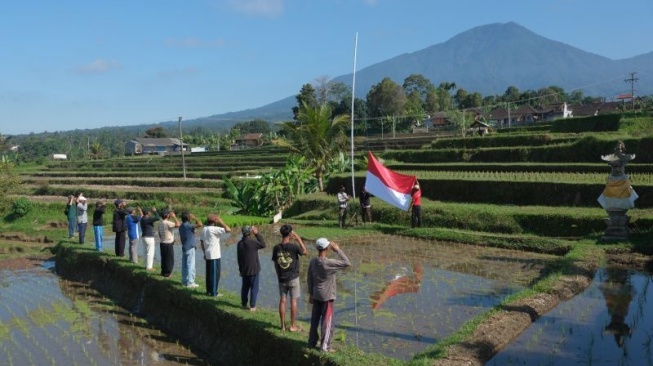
[2,0,651,135]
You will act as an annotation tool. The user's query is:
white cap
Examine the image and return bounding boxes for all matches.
[315,238,330,250]
[78,194,86,201]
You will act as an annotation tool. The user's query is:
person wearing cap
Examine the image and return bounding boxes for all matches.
[126,206,143,263]
[139,207,160,271]
[237,225,266,311]
[180,211,203,288]
[92,201,106,251]
[272,224,307,331]
[65,195,77,239]
[112,199,128,257]
[200,213,231,297]
[408,181,422,228]
[307,238,351,352]
[158,208,181,278]
[76,193,88,244]
[337,185,350,229]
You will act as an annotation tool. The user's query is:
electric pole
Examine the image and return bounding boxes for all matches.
[624,72,639,110]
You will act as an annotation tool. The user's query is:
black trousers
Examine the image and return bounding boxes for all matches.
[160,242,175,277]
[411,205,422,228]
[114,231,126,256]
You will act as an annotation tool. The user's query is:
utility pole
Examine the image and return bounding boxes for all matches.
[178,116,186,180]
[624,72,639,110]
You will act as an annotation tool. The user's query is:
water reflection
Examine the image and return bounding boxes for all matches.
[0,266,209,366]
[371,263,423,310]
[600,267,634,347]
[489,266,653,366]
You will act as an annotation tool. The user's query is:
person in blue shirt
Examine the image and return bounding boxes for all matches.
[179,211,203,288]
[125,207,143,263]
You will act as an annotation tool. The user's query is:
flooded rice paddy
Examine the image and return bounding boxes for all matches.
[2,226,559,361]
[0,261,209,366]
[489,266,653,366]
[149,225,555,360]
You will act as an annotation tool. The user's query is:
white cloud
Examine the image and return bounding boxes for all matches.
[73,59,121,74]
[165,37,227,48]
[228,0,283,18]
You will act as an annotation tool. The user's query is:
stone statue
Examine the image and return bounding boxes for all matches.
[598,141,638,241]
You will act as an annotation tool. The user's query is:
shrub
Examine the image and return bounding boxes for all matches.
[9,197,33,220]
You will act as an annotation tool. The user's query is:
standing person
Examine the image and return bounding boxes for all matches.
[337,185,350,229]
[112,199,128,257]
[359,187,372,223]
[76,194,88,244]
[200,213,231,297]
[65,195,77,239]
[408,182,422,228]
[307,238,351,353]
[180,211,203,288]
[158,208,180,278]
[272,224,307,331]
[140,207,160,271]
[126,207,143,263]
[92,201,106,251]
[237,225,266,311]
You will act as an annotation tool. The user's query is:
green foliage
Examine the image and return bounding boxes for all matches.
[0,162,20,196]
[8,197,34,221]
[222,156,319,216]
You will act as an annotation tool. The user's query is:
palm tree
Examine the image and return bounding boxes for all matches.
[278,102,349,191]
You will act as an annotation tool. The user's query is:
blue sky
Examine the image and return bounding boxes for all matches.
[2,0,651,135]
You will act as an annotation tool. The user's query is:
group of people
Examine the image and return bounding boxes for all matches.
[235,223,351,352]
[336,182,422,228]
[65,194,351,352]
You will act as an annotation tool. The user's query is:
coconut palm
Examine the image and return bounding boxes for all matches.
[278,102,349,191]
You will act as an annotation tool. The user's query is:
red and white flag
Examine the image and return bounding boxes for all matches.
[365,151,417,211]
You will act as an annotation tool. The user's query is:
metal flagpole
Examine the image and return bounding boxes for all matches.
[349,32,359,348]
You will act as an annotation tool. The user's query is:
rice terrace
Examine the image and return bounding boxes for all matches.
[2,114,653,365]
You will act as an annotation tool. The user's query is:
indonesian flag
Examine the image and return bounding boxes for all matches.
[365,151,417,211]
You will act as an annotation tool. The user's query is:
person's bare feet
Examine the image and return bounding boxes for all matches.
[289,326,302,332]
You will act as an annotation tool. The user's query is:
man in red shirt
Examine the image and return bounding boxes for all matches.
[409,182,422,228]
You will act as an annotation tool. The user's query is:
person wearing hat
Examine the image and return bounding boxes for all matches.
[408,181,422,228]
[337,185,350,229]
[65,195,77,239]
[307,238,350,353]
[76,193,88,244]
[158,208,181,278]
[112,199,128,256]
[139,207,160,271]
[237,225,266,311]
[200,213,231,297]
[272,224,307,331]
[126,206,144,264]
[359,186,373,223]
[92,201,106,251]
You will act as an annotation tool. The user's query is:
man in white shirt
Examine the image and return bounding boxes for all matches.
[200,213,231,297]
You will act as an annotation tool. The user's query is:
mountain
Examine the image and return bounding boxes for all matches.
[148,22,653,130]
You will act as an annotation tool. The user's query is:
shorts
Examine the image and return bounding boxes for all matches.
[278,277,301,299]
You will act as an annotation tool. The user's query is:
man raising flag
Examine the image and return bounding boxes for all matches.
[364,151,417,212]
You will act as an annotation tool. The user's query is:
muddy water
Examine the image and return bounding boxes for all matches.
[77,226,555,360]
[189,226,552,360]
[0,262,209,366]
[488,266,653,366]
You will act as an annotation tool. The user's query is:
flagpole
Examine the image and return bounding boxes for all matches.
[350,32,358,200]
[350,32,359,349]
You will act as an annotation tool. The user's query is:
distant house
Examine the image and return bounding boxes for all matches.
[467,121,491,136]
[540,102,572,121]
[231,133,264,150]
[125,138,187,155]
[427,112,452,127]
[52,153,67,160]
[569,101,620,117]
[191,146,208,153]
